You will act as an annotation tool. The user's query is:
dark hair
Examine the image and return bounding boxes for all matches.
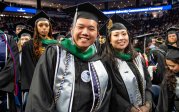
[33,19,53,60]
[102,24,138,72]
[165,59,179,92]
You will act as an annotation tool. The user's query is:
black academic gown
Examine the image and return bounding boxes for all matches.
[21,40,51,91]
[156,73,179,112]
[0,34,19,112]
[103,56,152,112]
[149,49,166,85]
[0,34,19,93]
[21,40,37,91]
[25,45,111,112]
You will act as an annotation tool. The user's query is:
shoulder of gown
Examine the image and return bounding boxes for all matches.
[0,34,19,93]
[25,45,59,112]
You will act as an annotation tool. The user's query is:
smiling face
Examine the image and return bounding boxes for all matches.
[71,18,98,51]
[37,20,50,39]
[166,59,179,73]
[110,29,129,52]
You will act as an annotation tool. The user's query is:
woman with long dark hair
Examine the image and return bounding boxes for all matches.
[102,22,152,112]
[156,45,179,112]
[20,11,58,110]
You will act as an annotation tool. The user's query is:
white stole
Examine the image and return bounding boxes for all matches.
[117,55,146,106]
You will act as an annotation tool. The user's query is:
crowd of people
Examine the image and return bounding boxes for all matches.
[1,5,179,37]
[1,1,179,112]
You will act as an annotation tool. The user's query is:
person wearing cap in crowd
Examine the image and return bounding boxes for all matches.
[15,22,26,35]
[0,2,19,112]
[163,26,179,52]
[17,29,33,58]
[20,10,58,103]
[12,22,27,42]
[133,33,166,106]
[96,20,107,56]
[52,32,65,41]
[102,20,152,112]
[16,29,33,111]
[156,45,179,112]
[25,2,111,112]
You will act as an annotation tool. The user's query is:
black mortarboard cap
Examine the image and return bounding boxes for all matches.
[134,33,158,44]
[100,14,132,36]
[26,10,54,28]
[60,31,66,36]
[14,22,26,29]
[52,32,61,39]
[18,29,33,38]
[109,14,134,30]
[0,2,8,12]
[133,33,158,53]
[166,45,179,60]
[99,21,108,36]
[166,26,179,35]
[63,2,108,23]
[133,33,158,39]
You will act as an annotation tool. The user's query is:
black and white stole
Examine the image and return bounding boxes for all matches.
[117,55,146,106]
[53,46,109,112]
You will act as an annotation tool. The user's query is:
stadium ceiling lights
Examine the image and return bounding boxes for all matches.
[103,5,172,14]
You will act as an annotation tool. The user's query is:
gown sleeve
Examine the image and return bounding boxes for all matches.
[25,45,58,112]
[98,60,112,112]
[151,50,166,84]
[21,40,36,90]
[156,78,176,112]
[102,57,133,112]
[142,61,153,103]
[155,80,168,112]
[0,35,19,93]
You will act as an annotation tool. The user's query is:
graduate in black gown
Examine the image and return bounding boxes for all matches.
[17,29,33,64]
[156,45,179,112]
[102,21,153,112]
[14,22,26,42]
[161,27,179,52]
[0,2,19,112]
[25,2,111,112]
[21,11,58,92]
[17,29,33,109]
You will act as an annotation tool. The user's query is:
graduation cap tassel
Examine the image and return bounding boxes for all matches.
[144,37,146,54]
[71,7,78,43]
[107,19,113,30]
[72,8,78,30]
